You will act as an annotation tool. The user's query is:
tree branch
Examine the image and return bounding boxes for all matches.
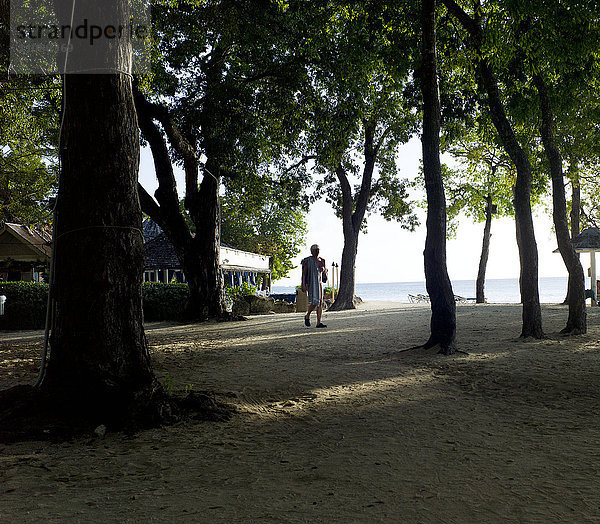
[353,120,377,231]
[441,0,479,41]
[335,163,354,235]
[283,155,318,174]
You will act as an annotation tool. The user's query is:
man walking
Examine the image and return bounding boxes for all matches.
[301,244,327,328]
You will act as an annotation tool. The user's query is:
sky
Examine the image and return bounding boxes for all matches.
[138,137,571,289]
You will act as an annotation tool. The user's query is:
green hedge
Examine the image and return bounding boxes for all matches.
[142,282,189,322]
[0,282,190,330]
[0,282,49,330]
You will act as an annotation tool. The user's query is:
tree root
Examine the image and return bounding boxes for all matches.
[0,384,235,444]
[327,301,357,312]
[559,326,586,336]
[399,341,467,356]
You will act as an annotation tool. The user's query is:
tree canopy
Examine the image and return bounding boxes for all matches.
[220,176,307,281]
[0,79,59,224]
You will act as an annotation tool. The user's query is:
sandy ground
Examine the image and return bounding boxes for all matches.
[1,302,600,523]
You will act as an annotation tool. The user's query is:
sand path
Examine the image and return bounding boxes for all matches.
[1,302,600,522]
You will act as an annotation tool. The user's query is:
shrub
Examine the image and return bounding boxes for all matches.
[0,282,49,330]
[226,282,257,299]
[142,282,189,321]
[0,281,191,330]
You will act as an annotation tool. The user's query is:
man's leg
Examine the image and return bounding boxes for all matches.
[305,304,316,326]
[316,305,327,327]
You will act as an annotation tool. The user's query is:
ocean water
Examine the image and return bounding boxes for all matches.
[272,276,573,304]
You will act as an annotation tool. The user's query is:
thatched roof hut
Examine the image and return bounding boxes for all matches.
[570,227,600,252]
[554,227,600,304]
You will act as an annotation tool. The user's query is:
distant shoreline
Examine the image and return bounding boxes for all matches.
[273,276,577,304]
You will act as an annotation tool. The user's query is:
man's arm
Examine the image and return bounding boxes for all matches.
[301,262,307,292]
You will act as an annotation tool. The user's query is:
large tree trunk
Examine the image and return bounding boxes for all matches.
[563,168,581,304]
[535,75,586,334]
[44,0,163,424]
[570,174,582,301]
[134,91,225,320]
[185,159,225,319]
[571,170,581,238]
[479,65,543,339]
[331,220,359,311]
[329,165,359,311]
[442,0,544,339]
[476,195,493,303]
[420,0,456,354]
[329,124,377,312]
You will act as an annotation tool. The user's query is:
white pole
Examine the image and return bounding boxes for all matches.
[331,262,335,301]
[591,251,597,306]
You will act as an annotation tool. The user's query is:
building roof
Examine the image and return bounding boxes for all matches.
[144,232,181,270]
[571,227,600,251]
[0,222,52,262]
[142,219,270,273]
[143,219,163,243]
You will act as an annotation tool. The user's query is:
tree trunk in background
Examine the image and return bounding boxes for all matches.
[571,172,581,238]
[419,0,456,354]
[331,218,359,311]
[442,0,543,339]
[185,159,225,319]
[44,0,164,424]
[476,195,493,303]
[535,75,586,334]
[134,91,225,320]
[328,163,359,311]
[479,69,543,338]
[563,170,581,304]
[329,124,377,312]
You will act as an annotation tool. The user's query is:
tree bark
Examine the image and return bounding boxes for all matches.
[442,0,543,338]
[419,0,456,354]
[329,163,359,311]
[329,123,377,311]
[43,0,165,425]
[570,169,581,238]
[134,91,225,320]
[187,157,225,319]
[534,75,586,334]
[563,168,581,304]
[476,194,493,303]
[332,227,359,311]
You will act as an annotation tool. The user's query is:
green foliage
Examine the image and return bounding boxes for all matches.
[304,1,419,232]
[138,1,316,295]
[438,0,600,236]
[145,0,314,180]
[225,282,257,299]
[0,281,49,330]
[577,162,600,228]
[0,78,59,225]
[162,373,175,396]
[440,122,517,236]
[0,282,195,328]
[220,177,307,281]
[141,282,189,321]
